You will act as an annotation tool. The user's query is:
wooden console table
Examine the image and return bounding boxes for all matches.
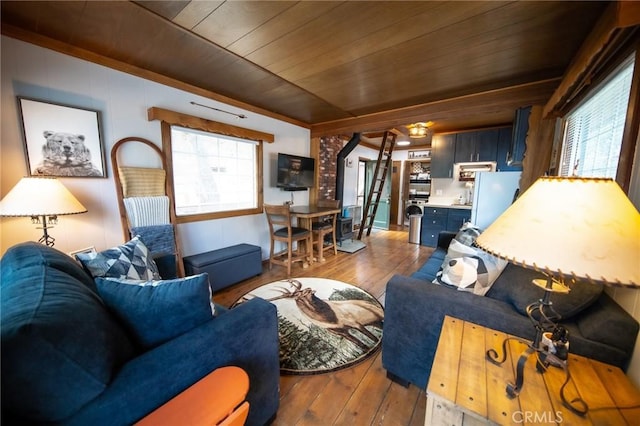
[426,316,640,425]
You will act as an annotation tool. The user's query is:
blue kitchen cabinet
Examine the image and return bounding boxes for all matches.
[496,126,522,171]
[431,134,456,178]
[507,106,531,167]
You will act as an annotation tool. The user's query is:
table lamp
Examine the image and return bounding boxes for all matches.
[0,177,87,247]
[475,176,640,415]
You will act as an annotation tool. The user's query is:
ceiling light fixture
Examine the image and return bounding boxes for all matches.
[397,139,411,146]
[408,122,430,138]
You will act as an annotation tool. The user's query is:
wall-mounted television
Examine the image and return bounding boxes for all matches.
[276,153,315,191]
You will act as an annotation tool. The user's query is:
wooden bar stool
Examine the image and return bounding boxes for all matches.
[136,366,250,426]
[312,199,340,262]
[264,203,312,276]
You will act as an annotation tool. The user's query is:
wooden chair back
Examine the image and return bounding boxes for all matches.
[318,199,341,209]
[264,203,311,276]
[315,199,340,225]
[312,199,341,261]
[264,203,294,237]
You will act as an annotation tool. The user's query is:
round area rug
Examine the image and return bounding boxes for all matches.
[232,277,384,375]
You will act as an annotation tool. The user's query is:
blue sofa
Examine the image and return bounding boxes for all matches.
[382,232,639,389]
[1,242,280,425]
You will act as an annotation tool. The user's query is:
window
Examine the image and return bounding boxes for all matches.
[148,107,272,223]
[559,56,635,178]
[171,126,258,216]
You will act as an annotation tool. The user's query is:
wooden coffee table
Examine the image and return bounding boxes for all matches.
[426,316,640,425]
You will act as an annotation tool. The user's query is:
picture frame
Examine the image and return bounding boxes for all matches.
[68,246,97,263]
[68,246,97,258]
[18,97,107,178]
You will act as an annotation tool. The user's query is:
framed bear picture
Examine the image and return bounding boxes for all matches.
[18,97,107,178]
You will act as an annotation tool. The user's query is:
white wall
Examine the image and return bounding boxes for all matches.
[342,144,378,207]
[608,131,640,387]
[0,36,310,258]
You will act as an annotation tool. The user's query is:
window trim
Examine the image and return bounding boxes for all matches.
[618,48,640,190]
[558,54,635,179]
[148,107,272,223]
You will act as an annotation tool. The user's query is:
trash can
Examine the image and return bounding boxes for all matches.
[408,214,422,244]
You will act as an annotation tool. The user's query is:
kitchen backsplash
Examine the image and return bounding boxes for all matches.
[429,178,473,205]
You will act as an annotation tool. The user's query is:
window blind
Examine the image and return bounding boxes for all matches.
[560,56,635,178]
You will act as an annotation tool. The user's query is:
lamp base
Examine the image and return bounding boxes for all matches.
[487,336,587,416]
[32,214,56,247]
[485,275,588,416]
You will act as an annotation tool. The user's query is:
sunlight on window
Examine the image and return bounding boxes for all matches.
[171,126,258,216]
[560,56,634,178]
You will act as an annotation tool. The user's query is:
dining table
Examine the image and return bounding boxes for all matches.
[289,205,342,265]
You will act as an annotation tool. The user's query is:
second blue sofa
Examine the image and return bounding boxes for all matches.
[382,232,639,389]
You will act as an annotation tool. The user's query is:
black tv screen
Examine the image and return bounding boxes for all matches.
[277,153,315,190]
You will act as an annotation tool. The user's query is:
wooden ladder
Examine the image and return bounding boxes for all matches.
[358,131,397,239]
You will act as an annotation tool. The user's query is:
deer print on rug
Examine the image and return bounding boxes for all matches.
[233,278,384,375]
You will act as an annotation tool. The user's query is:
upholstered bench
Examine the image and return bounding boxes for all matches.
[183,244,262,291]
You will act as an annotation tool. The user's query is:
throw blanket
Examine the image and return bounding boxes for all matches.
[124,196,170,228]
[131,224,175,255]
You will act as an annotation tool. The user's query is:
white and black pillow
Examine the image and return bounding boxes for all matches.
[434,222,507,296]
[436,252,507,296]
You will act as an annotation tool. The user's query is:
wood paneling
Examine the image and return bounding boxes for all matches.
[0,0,608,135]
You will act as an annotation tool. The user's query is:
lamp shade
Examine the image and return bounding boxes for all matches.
[0,177,87,217]
[475,176,640,287]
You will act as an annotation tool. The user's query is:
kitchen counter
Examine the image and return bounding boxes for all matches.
[424,202,472,210]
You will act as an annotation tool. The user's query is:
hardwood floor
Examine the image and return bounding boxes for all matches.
[214,227,435,426]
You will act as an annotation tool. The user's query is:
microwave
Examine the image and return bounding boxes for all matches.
[454,162,496,181]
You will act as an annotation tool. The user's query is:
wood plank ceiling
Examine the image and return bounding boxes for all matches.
[1,1,608,145]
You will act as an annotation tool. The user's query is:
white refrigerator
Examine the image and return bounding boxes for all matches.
[471,171,522,230]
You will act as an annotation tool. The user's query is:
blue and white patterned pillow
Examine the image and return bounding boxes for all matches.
[76,236,160,281]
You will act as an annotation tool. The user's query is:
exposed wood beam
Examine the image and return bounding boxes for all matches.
[617,1,640,28]
[310,79,560,138]
[543,1,640,118]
